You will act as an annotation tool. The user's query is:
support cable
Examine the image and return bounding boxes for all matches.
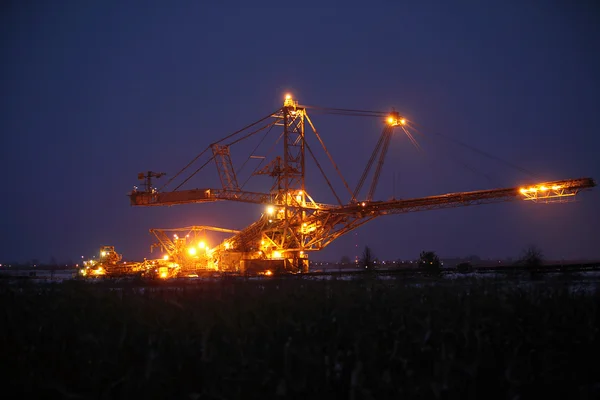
[173,155,216,192]
[226,119,278,147]
[353,128,387,200]
[403,125,498,186]
[304,139,344,206]
[305,113,355,202]
[411,123,539,179]
[160,108,281,191]
[236,122,276,177]
[367,126,394,201]
[240,131,285,190]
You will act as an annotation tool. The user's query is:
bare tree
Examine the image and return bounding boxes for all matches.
[360,246,376,270]
[519,245,543,268]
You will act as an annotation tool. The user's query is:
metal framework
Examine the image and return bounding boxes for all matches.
[211,144,240,191]
[127,95,596,274]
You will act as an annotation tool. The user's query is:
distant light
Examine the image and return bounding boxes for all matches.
[387,116,394,124]
[266,205,275,215]
[163,254,169,261]
[261,240,265,245]
[224,242,230,249]
[285,94,292,100]
[361,202,366,207]
[299,251,304,256]
[520,188,528,194]
[400,118,406,125]
[188,247,197,256]
[101,251,106,257]
[198,241,206,249]
[540,186,548,191]
[273,251,282,259]
[552,185,561,190]
[265,270,273,276]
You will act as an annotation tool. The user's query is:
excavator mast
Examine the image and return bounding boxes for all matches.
[122,94,595,276]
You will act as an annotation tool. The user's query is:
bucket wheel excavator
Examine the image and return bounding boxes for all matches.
[128,94,595,275]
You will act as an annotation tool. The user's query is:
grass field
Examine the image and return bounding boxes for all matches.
[2,277,599,399]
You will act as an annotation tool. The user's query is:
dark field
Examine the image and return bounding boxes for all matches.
[2,277,599,399]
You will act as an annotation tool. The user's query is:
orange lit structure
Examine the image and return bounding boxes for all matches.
[79,246,150,277]
[124,95,595,275]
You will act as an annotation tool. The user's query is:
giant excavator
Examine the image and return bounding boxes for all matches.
[128,95,595,275]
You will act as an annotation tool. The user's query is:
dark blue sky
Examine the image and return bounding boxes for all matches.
[2,1,599,264]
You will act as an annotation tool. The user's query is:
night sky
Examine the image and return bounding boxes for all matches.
[2,1,599,265]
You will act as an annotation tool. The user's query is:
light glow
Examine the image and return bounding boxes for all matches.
[163,254,169,261]
[273,251,282,259]
[198,241,206,249]
[188,247,197,256]
[266,206,275,215]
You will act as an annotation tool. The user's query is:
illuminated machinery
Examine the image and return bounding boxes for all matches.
[148,226,240,277]
[129,94,596,275]
[80,246,149,277]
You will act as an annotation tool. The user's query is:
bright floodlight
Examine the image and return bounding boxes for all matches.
[387,116,394,124]
[285,93,292,100]
[188,247,197,256]
[163,254,169,261]
[267,205,275,215]
[400,118,406,125]
[198,241,206,249]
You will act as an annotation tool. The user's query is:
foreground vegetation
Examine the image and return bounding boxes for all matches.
[2,278,599,399]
